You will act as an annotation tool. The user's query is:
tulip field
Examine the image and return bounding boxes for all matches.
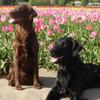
[0,6,100,72]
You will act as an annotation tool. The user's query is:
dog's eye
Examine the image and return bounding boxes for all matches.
[63,44,67,48]
[64,44,67,47]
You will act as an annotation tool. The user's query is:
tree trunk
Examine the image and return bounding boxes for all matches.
[81,0,89,6]
[50,0,56,5]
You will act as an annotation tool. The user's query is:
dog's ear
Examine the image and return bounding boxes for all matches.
[29,9,37,20]
[71,38,83,57]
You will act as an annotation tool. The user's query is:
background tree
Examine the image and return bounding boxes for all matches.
[58,0,65,5]
[81,0,89,5]
[29,0,33,4]
[29,0,51,5]
[1,0,9,5]
[65,0,75,5]
[16,0,28,3]
[50,0,56,5]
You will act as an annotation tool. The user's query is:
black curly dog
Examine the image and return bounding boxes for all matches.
[46,37,100,100]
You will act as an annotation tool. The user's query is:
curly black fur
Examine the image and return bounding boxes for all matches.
[46,37,100,100]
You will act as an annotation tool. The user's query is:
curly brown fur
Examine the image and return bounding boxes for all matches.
[7,4,40,90]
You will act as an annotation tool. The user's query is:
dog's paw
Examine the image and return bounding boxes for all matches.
[34,83,41,89]
[8,81,15,87]
[16,85,23,90]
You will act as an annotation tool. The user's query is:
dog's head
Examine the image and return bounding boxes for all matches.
[49,37,83,63]
[9,4,37,24]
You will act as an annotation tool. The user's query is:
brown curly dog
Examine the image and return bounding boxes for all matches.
[7,4,41,90]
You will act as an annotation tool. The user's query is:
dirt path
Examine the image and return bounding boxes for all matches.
[0,68,100,100]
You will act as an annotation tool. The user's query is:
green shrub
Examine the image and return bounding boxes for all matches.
[29,0,50,5]
[81,0,89,6]
[16,0,28,2]
[58,0,65,5]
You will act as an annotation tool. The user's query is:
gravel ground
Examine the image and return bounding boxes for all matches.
[0,68,100,100]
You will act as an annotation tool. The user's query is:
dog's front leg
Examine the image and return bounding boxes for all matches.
[70,91,86,100]
[33,56,41,89]
[14,47,23,90]
[46,80,68,100]
[70,79,83,100]
[14,64,23,90]
[46,85,62,100]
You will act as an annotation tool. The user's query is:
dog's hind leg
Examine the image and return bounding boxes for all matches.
[8,73,15,87]
[6,63,13,80]
[7,64,15,86]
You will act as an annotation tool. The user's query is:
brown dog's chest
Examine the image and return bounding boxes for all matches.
[13,39,38,71]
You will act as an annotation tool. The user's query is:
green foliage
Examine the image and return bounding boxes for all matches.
[28,0,51,5]
[0,8,100,73]
[0,24,15,73]
[16,0,28,2]
[29,0,33,4]
[58,0,66,5]
[0,0,9,5]
[81,0,89,6]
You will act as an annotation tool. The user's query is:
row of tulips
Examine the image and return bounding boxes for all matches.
[0,7,100,72]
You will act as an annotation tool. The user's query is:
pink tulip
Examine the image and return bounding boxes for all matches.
[39,18,44,22]
[71,15,78,22]
[54,25,62,33]
[95,13,100,21]
[61,16,67,24]
[49,18,55,25]
[54,25,59,30]
[55,16,61,25]
[34,18,40,26]
[33,18,38,24]
[7,25,13,32]
[86,25,92,31]
[40,24,46,30]
[90,15,95,22]
[48,43,54,50]
[34,18,45,31]
[2,26,7,32]
[35,25,41,32]
[0,15,7,22]
[34,18,44,25]
[81,15,87,22]
[47,29,53,36]
[57,29,62,33]
[90,31,97,38]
